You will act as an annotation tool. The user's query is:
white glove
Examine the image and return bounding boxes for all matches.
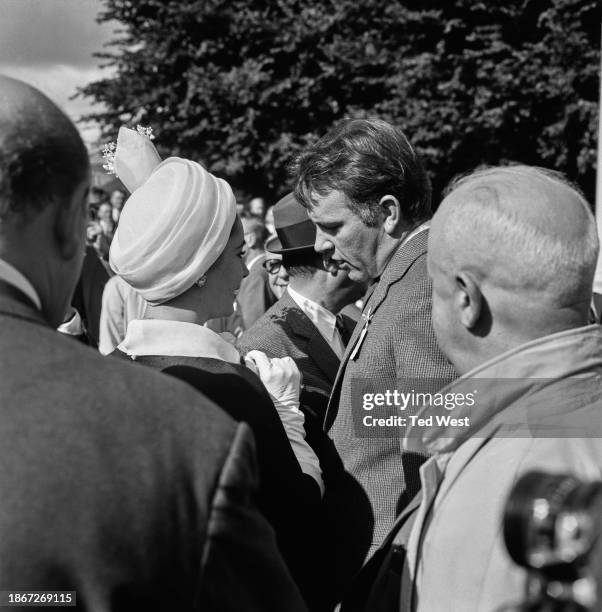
[244,350,324,496]
[244,350,301,405]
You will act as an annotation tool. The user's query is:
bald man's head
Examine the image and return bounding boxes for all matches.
[428,165,598,374]
[0,76,89,222]
[0,76,91,327]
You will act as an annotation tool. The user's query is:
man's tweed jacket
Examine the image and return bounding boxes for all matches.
[236,253,277,330]
[324,229,457,595]
[0,281,306,612]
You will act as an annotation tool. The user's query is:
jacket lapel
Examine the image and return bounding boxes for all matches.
[327,281,377,394]
[366,230,430,317]
[324,230,430,431]
[283,292,340,383]
[306,328,339,382]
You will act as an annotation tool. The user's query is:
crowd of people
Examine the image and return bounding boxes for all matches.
[1,75,601,612]
[85,186,125,263]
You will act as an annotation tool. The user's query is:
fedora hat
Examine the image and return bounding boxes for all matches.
[266,192,316,254]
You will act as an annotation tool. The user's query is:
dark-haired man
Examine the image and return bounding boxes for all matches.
[0,76,306,611]
[236,213,276,329]
[110,188,126,223]
[292,118,457,594]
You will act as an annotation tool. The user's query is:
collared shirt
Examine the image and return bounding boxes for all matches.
[0,257,42,310]
[57,308,85,336]
[402,220,431,248]
[287,285,345,359]
[370,221,431,287]
[98,276,148,356]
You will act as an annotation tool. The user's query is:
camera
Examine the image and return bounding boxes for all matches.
[503,471,602,612]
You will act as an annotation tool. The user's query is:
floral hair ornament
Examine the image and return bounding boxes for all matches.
[196,275,207,288]
[101,125,161,193]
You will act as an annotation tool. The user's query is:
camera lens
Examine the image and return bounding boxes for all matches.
[503,471,602,572]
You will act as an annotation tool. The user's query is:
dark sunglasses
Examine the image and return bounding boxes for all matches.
[263,259,283,274]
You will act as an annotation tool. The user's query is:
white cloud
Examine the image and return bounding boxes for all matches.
[0,0,119,146]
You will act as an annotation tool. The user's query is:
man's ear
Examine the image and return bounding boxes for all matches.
[455,271,482,329]
[379,195,402,236]
[53,191,84,261]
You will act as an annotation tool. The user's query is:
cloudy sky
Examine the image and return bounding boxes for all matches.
[0,0,117,145]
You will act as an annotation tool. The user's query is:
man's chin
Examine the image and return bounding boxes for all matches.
[347,268,369,284]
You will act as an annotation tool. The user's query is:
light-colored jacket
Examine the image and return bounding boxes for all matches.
[404,325,602,612]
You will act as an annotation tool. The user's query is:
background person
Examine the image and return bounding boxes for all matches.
[98,274,146,355]
[265,249,290,299]
[236,213,275,329]
[238,192,364,437]
[109,188,126,223]
[249,195,266,218]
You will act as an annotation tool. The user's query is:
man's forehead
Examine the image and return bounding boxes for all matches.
[307,189,349,220]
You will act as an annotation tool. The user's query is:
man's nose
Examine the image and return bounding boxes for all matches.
[277,266,289,282]
[314,228,333,254]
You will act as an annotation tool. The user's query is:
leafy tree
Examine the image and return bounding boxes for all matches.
[81,0,600,204]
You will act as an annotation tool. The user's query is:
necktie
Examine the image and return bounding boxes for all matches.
[335,314,351,346]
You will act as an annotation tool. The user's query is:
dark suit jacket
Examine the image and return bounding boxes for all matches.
[236,290,357,428]
[71,246,109,347]
[339,493,422,612]
[235,253,277,330]
[324,230,457,601]
[111,351,321,610]
[236,291,360,611]
[0,282,306,612]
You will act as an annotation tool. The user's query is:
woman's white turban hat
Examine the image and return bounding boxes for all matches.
[108,127,236,305]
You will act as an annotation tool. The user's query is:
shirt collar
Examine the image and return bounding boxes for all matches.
[405,324,602,456]
[402,220,430,247]
[374,221,431,284]
[0,257,42,310]
[118,319,241,363]
[287,285,338,342]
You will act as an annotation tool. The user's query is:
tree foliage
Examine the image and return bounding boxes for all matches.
[81,0,600,203]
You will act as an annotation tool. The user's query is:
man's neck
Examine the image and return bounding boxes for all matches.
[289,278,342,314]
[377,219,429,278]
[375,236,405,280]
